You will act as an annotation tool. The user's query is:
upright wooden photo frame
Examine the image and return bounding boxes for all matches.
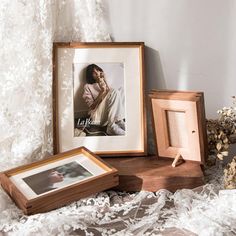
[53,42,147,157]
[149,90,208,163]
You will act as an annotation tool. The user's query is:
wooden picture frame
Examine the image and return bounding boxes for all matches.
[149,90,208,163]
[53,42,147,156]
[0,147,118,215]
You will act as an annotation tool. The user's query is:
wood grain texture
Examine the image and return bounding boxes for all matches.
[53,42,145,48]
[105,156,204,192]
[140,43,148,156]
[149,89,204,101]
[0,173,29,210]
[52,43,59,154]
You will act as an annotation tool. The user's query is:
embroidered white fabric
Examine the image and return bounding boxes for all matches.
[0,0,111,172]
[0,1,235,236]
[1,180,236,236]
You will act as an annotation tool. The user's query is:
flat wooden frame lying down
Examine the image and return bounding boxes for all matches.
[149,90,208,163]
[0,147,118,215]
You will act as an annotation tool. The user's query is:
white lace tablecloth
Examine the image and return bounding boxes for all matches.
[1,174,236,236]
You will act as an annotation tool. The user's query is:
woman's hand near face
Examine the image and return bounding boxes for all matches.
[90,79,109,110]
[98,77,109,93]
[100,81,107,92]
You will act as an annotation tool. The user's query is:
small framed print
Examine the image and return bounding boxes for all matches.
[53,42,147,156]
[0,147,118,215]
[149,90,208,163]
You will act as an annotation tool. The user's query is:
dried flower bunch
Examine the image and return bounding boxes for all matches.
[207,96,236,164]
[224,156,236,189]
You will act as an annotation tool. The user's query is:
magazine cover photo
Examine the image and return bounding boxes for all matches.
[73,63,126,137]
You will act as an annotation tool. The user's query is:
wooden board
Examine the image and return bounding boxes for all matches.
[105,156,204,192]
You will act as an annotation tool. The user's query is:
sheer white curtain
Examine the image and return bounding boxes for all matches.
[0,0,111,171]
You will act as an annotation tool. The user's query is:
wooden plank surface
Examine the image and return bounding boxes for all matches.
[105,156,204,192]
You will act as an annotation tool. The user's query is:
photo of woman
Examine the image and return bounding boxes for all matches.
[74,63,126,137]
[22,162,93,195]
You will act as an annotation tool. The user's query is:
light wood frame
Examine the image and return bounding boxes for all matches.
[149,90,208,163]
[53,42,147,157]
[0,147,118,215]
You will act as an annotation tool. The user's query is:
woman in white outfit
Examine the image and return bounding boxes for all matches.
[82,64,125,135]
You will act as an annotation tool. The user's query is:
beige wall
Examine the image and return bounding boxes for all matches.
[106,0,236,118]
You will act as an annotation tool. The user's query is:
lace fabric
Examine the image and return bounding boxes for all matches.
[0,0,111,172]
[1,182,236,236]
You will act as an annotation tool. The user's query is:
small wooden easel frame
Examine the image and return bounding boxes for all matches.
[149,90,208,164]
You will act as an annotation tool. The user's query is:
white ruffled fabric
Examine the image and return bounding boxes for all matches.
[0,1,235,236]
